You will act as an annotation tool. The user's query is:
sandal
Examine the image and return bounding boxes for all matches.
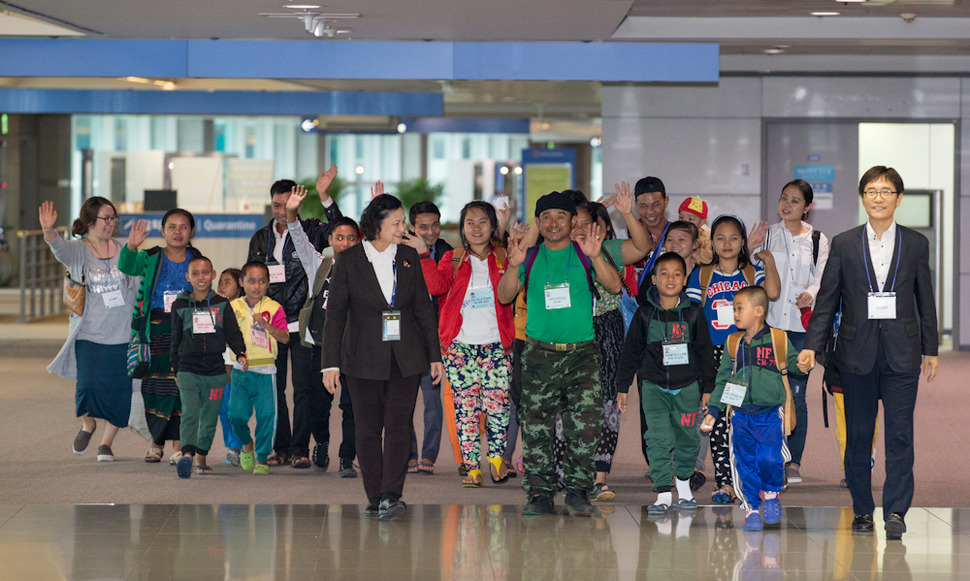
[193,465,213,476]
[144,446,163,463]
[291,456,312,469]
[674,498,697,511]
[169,451,182,466]
[840,478,849,488]
[462,469,484,488]
[647,503,670,516]
[488,457,509,484]
[265,452,288,466]
[407,459,419,474]
[593,482,615,502]
[712,485,736,505]
[502,459,518,478]
[417,458,435,475]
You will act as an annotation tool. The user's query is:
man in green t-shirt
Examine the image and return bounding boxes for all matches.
[497,191,622,516]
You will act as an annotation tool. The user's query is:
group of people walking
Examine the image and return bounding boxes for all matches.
[43,164,938,537]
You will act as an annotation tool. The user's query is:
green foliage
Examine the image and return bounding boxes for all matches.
[394,177,444,214]
[296,176,346,222]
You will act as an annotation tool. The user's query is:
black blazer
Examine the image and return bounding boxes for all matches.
[322,243,441,380]
[804,224,938,375]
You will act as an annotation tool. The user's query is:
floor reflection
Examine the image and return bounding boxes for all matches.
[0,504,963,580]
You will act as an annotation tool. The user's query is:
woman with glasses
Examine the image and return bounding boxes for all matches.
[40,197,139,462]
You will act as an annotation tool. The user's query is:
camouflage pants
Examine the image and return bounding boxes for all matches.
[519,341,603,497]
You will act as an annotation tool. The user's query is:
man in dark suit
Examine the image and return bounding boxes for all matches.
[799,165,939,540]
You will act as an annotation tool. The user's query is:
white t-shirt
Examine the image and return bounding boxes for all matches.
[455,255,501,345]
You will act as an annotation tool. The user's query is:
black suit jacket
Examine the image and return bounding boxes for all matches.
[322,243,441,380]
[804,224,938,375]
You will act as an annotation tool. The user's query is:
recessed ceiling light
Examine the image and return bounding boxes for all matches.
[763,48,784,55]
[284,4,321,9]
[774,45,791,49]
[811,11,841,16]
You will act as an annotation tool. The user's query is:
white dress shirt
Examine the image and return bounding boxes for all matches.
[362,240,398,305]
[865,220,898,291]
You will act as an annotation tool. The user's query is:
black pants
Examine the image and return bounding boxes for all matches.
[274,334,331,459]
[338,373,356,461]
[346,356,421,503]
[841,343,920,517]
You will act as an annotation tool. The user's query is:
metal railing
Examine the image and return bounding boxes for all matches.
[17,227,68,323]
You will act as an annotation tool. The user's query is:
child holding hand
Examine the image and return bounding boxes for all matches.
[217,267,244,465]
[701,285,802,531]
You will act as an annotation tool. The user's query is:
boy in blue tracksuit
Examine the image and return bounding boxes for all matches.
[701,285,803,531]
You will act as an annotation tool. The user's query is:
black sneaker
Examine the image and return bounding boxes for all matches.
[73,424,95,455]
[364,502,380,517]
[564,489,595,517]
[338,458,357,478]
[96,444,114,462]
[523,495,555,516]
[312,442,330,472]
[379,498,407,521]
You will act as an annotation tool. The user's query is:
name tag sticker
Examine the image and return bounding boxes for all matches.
[251,326,270,349]
[382,310,401,341]
[101,289,125,309]
[466,287,494,309]
[662,342,690,366]
[868,292,896,320]
[163,291,179,313]
[192,311,216,334]
[721,381,748,407]
[544,283,571,310]
[716,303,734,327]
[268,264,286,284]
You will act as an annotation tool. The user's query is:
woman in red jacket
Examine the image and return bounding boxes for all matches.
[415,201,514,487]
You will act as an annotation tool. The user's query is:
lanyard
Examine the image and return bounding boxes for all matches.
[655,306,685,342]
[862,228,902,293]
[638,221,671,286]
[543,245,575,286]
[390,260,398,307]
[246,297,266,322]
[732,338,750,386]
[192,296,215,324]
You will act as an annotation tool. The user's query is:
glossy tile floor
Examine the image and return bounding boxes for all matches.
[1,503,967,580]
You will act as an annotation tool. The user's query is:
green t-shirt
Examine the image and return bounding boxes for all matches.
[518,244,595,343]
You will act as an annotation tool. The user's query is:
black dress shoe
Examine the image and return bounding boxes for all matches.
[885,512,906,540]
[852,513,874,533]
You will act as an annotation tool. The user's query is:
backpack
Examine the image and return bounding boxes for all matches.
[297,257,333,348]
[725,327,796,436]
[698,264,756,307]
[451,245,508,277]
[522,241,600,302]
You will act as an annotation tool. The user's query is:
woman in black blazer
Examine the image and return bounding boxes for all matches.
[323,194,444,520]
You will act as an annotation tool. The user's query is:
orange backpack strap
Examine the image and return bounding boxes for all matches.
[742,264,756,287]
[699,265,715,307]
[726,331,743,373]
[493,246,507,271]
[451,247,466,277]
[769,327,796,436]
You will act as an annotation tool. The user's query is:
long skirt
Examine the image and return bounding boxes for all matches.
[75,340,131,428]
[141,308,181,444]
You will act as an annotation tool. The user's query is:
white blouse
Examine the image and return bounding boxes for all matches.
[363,240,398,305]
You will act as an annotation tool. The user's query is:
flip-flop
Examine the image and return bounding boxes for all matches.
[593,482,615,502]
[674,498,697,511]
[407,459,419,474]
[176,455,193,478]
[418,459,435,475]
[647,503,670,516]
[712,486,736,504]
[462,469,483,488]
[193,465,213,476]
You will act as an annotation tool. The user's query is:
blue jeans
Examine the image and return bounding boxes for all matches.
[410,372,442,462]
[786,332,809,466]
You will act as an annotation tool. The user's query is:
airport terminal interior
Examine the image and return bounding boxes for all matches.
[3,0,970,579]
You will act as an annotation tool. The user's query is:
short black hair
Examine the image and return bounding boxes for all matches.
[361,194,404,241]
[241,260,270,279]
[270,180,297,197]
[652,251,687,276]
[858,166,904,197]
[409,201,441,226]
[735,285,769,312]
[329,216,360,234]
[187,255,212,270]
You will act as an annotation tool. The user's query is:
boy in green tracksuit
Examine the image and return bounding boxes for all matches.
[701,285,804,531]
[616,252,715,515]
[170,255,248,478]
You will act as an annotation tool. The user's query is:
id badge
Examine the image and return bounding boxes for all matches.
[101,289,125,309]
[662,342,689,366]
[382,310,401,341]
[251,326,270,349]
[716,303,734,327]
[163,291,180,313]
[544,283,571,310]
[467,287,493,309]
[721,381,748,407]
[268,264,286,284]
[868,292,896,320]
[192,311,216,334]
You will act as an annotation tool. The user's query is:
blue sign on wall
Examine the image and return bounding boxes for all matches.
[119,213,266,239]
[793,165,835,182]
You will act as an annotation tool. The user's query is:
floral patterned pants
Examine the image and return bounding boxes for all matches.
[444,341,512,468]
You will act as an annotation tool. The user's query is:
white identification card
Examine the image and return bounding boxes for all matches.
[662,342,689,366]
[721,381,748,407]
[251,325,270,349]
[163,291,179,313]
[101,289,125,309]
[268,264,286,284]
[192,311,216,334]
[868,292,897,320]
[544,283,571,310]
[716,303,734,327]
[382,310,401,341]
[467,287,494,309]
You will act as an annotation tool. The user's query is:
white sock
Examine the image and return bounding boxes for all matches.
[675,478,694,501]
[764,491,778,500]
[655,491,672,506]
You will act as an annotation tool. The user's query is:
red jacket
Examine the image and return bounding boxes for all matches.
[421,244,515,351]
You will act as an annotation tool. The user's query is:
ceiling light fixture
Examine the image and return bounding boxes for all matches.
[763,48,784,55]
[899,12,918,23]
[283,4,320,8]
[811,11,841,17]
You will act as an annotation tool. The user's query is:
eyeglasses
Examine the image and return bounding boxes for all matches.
[863,189,898,199]
[97,215,119,223]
